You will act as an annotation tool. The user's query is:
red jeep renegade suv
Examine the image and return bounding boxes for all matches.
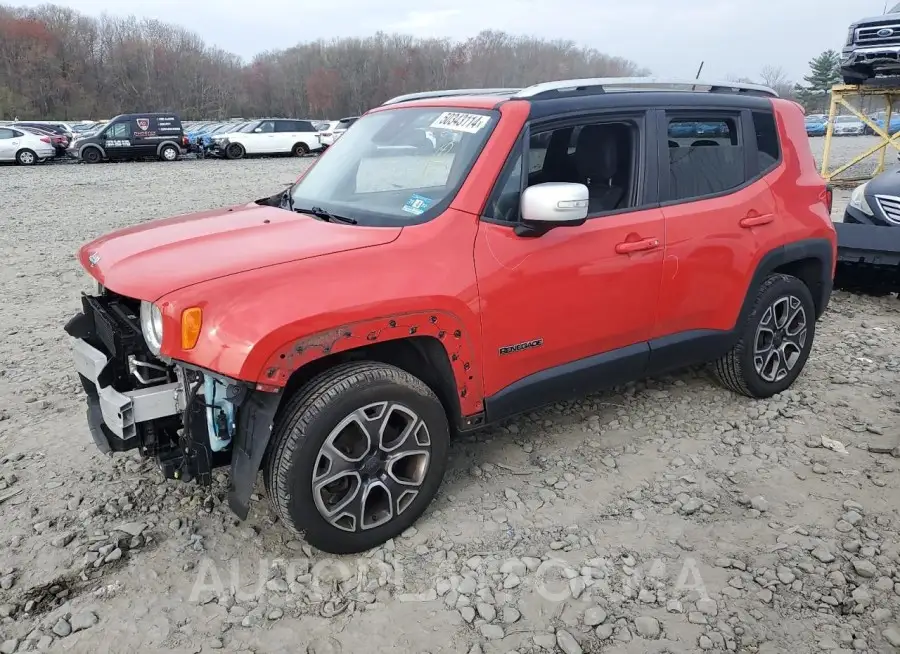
[65,78,837,554]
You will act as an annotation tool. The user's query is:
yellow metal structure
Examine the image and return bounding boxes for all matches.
[821,83,900,185]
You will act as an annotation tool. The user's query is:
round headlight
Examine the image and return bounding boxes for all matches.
[140,301,164,355]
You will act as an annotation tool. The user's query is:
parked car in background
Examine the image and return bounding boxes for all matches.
[865,110,900,135]
[210,118,322,159]
[319,116,358,147]
[0,125,56,164]
[845,167,900,226]
[18,125,69,156]
[5,120,75,141]
[843,2,900,85]
[805,116,827,136]
[833,115,865,136]
[68,113,186,163]
[196,122,253,151]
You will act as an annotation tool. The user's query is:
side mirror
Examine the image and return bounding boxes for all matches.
[254,127,263,133]
[516,182,589,236]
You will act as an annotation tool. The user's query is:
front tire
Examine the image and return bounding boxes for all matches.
[713,274,816,398]
[81,147,102,164]
[225,143,245,160]
[292,142,309,157]
[264,362,450,554]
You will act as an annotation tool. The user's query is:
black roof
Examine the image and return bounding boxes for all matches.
[521,90,774,120]
[112,112,182,119]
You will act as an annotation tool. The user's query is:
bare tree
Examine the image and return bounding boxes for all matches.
[0,3,648,120]
[759,65,796,99]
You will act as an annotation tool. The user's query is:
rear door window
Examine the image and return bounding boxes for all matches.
[664,113,744,202]
[275,120,298,133]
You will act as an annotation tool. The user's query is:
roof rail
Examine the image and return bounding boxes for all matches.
[382,88,521,105]
[513,77,779,99]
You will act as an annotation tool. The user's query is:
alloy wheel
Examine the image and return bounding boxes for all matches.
[753,295,807,383]
[312,401,431,533]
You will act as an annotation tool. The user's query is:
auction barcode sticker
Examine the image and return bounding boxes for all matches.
[430,112,490,134]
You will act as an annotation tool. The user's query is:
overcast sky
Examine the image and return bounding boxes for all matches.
[12,0,890,82]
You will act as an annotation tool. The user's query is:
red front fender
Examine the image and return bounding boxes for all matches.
[256,310,484,416]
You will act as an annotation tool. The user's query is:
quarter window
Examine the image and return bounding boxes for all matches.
[666,114,744,201]
[752,110,781,174]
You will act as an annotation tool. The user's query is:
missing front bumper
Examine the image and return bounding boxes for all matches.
[72,337,183,443]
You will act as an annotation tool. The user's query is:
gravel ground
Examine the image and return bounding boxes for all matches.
[1,136,900,654]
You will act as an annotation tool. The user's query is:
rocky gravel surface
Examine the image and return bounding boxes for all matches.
[1,150,900,654]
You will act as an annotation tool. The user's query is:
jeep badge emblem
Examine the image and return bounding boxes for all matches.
[878,28,894,37]
[88,252,101,266]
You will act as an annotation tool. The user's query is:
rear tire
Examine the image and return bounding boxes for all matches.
[713,274,816,399]
[264,362,450,554]
[82,147,102,164]
[225,143,245,160]
[159,144,179,161]
[292,142,309,157]
[15,149,37,165]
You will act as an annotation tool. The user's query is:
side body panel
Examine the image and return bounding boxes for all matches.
[159,213,484,414]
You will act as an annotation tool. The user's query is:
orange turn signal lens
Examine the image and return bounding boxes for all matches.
[181,307,202,350]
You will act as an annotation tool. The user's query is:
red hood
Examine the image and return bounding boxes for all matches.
[79,203,401,301]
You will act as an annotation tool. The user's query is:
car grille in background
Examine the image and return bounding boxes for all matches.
[874,194,900,225]
[856,24,900,46]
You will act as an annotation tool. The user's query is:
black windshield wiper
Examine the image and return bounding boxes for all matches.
[295,205,357,224]
[281,189,295,211]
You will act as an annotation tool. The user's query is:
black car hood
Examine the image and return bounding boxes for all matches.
[866,165,900,198]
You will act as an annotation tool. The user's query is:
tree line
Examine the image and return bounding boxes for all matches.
[0,3,648,120]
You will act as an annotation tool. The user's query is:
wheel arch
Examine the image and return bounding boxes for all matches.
[256,312,484,430]
[226,329,479,523]
[156,140,181,156]
[740,238,834,324]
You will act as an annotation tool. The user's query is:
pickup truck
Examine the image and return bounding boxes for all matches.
[843,2,900,84]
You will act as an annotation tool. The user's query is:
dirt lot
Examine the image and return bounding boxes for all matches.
[1,134,900,654]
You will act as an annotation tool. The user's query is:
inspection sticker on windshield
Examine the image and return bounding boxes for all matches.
[430,112,490,134]
[402,194,434,215]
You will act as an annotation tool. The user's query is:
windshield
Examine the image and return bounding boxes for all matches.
[289,107,498,225]
[835,116,859,123]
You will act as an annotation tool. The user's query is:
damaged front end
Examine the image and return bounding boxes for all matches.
[64,289,280,519]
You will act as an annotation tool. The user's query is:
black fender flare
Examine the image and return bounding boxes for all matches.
[738,237,834,325]
[156,140,181,156]
[227,389,282,520]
